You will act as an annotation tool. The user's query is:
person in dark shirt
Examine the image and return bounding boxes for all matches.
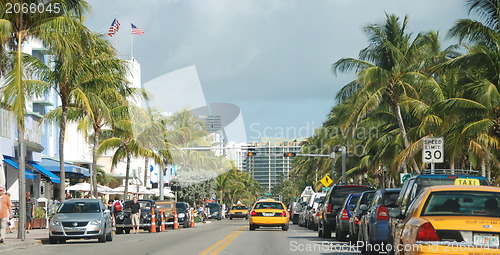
[131,197,141,234]
[26,192,34,233]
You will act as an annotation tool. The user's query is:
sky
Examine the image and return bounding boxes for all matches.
[83,0,469,142]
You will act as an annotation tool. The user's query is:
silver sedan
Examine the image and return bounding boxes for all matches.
[49,199,113,244]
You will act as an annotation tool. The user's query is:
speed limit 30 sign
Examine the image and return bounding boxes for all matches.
[422,137,444,163]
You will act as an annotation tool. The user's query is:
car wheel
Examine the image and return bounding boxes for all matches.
[106,229,113,241]
[336,228,347,242]
[115,227,123,234]
[318,223,323,237]
[249,224,256,231]
[98,232,106,243]
[184,220,188,228]
[49,236,58,244]
[322,223,332,238]
[59,238,66,244]
[125,228,131,234]
[230,217,233,220]
[282,224,289,231]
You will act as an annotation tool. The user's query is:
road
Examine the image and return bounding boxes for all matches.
[11,220,363,255]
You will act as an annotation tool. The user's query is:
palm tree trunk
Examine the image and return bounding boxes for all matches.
[144,157,148,188]
[481,157,486,177]
[16,28,26,241]
[59,101,68,201]
[392,103,421,174]
[124,149,131,199]
[92,127,100,198]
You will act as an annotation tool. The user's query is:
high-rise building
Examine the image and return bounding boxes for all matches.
[242,137,302,191]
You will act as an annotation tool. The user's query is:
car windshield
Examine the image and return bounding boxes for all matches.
[176,203,187,210]
[421,191,500,217]
[58,201,101,214]
[208,203,220,211]
[348,196,360,207]
[255,202,284,210]
[232,206,247,210]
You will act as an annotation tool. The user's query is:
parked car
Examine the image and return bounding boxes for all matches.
[318,185,374,238]
[49,199,113,244]
[388,185,500,255]
[335,193,360,241]
[298,203,309,227]
[348,190,376,242]
[155,200,175,228]
[307,193,326,230]
[291,201,302,224]
[176,202,192,228]
[312,201,324,231]
[386,170,489,255]
[115,199,161,234]
[358,188,400,255]
[206,202,222,220]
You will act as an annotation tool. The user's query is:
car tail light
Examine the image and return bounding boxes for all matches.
[376,206,389,220]
[416,222,440,241]
[280,211,286,217]
[251,210,257,216]
[327,204,332,214]
[354,216,359,225]
[342,209,349,220]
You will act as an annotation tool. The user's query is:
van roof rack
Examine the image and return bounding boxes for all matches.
[421,169,479,175]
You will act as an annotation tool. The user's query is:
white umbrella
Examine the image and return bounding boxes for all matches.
[111,185,154,195]
[67,183,114,193]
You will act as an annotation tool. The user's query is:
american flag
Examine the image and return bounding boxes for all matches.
[108,18,120,37]
[131,23,144,35]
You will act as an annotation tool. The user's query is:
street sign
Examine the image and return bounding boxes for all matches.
[400,173,415,184]
[320,175,333,187]
[422,137,444,163]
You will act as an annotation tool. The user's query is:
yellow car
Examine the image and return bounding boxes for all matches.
[229,205,248,220]
[250,199,289,231]
[390,185,500,255]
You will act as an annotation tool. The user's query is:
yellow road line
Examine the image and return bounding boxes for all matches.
[209,227,246,255]
[199,226,247,255]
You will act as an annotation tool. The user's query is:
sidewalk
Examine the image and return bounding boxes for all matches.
[0,228,48,251]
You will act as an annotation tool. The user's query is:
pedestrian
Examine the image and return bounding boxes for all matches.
[111,196,123,224]
[198,204,205,223]
[131,197,141,234]
[65,191,72,200]
[0,186,13,244]
[25,192,34,233]
[5,193,13,234]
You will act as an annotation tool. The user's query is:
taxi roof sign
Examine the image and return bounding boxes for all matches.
[455,178,480,186]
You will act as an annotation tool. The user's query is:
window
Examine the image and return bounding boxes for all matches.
[255,202,284,210]
[421,191,500,217]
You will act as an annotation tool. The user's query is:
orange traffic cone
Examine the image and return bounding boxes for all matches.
[151,207,157,233]
[174,208,179,230]
[161,208,166,232]
[190,208,195,228]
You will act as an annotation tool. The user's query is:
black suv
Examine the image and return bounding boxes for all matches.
[318,185,374,238]
[206,202,222,220]
[115,199,161,234]
[386,170,489,255]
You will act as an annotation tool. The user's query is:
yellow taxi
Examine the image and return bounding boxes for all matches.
[249,199,289,231]
[390,185,500,255]
[229,204,248,220]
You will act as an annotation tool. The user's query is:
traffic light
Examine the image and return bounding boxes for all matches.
[283,152,296,157]
[247,152,256,157]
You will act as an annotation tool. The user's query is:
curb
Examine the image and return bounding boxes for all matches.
[0,239,44,251]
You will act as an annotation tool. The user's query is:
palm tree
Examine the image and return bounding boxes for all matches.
[331,14,434,174]
[98,105,164,199]
[0,0,89,239]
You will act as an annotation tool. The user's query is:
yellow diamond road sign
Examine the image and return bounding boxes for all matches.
[320,175,333,187]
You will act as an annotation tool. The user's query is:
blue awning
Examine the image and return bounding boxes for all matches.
[3,158,37,179]
[38,157,90,177]
[29,162,61,184]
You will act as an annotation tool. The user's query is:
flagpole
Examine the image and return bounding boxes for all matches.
[130,23,133,60]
